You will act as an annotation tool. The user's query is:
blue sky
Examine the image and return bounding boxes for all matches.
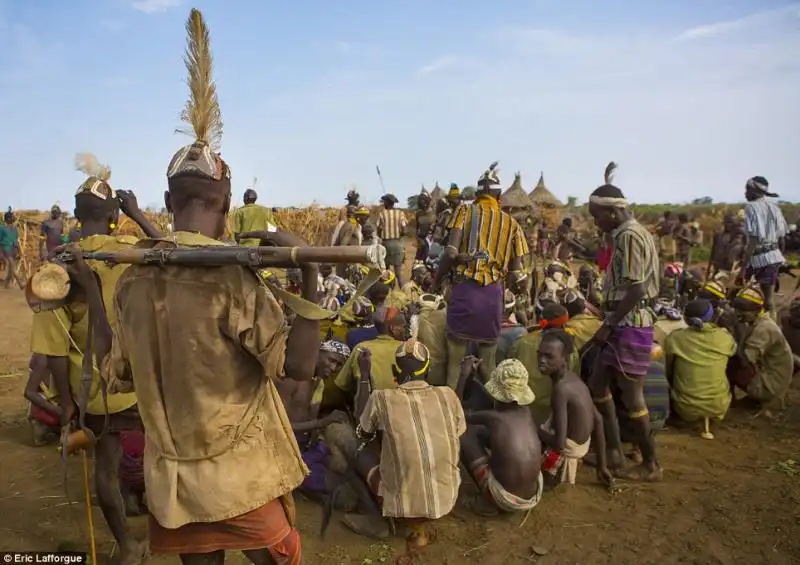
[0,0,798,210]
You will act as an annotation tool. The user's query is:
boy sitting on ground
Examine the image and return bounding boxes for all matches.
[537,330,614,488]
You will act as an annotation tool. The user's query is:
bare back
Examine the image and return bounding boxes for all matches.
[553,373,596,445]
[483,406,542,500]
[42,218,64,255]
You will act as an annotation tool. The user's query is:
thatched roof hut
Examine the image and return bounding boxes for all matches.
[501,172,532,211]
[430,182,444,202]
[529,172,562,208]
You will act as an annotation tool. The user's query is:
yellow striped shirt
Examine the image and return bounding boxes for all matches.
[446,195,529,285]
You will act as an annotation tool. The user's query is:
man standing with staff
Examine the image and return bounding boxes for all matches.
[583,162,663,482]
[433,161,529,388]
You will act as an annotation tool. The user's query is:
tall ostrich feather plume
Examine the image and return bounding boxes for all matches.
[604,161,617,185]
[176,8,223,152]
[74,153,111,181]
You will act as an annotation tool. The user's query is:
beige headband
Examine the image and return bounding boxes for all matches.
[589,195,628,208]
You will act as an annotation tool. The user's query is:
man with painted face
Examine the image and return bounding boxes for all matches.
[583,162,662,482]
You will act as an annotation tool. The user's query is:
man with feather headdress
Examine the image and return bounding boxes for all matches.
[433,162,529,388]
[583,161,663,482]
[29,152,159,564]
[79,9,315,563]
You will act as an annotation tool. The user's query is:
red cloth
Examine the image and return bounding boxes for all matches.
[148,499,302,562]
[596,245,613,273]
[30,404,60,428]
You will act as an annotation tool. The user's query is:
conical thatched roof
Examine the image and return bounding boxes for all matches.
[529,171,562,207]
[501,172,532,209]
[430,181,444,201]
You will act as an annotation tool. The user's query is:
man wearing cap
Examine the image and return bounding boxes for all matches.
[433,162,529,389]
[402,262,428,304]
[376,193,408,287]
[739,176,790,317]
[232,187,278,246]
[414,293,448,386]
[29,153,158,564]
[726,287,793,414]
[459,357,543,515]
[343,337,465,542]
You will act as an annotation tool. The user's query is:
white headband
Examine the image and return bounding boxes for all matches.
[589,195,628,208]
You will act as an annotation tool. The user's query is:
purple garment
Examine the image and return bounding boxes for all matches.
[347,326,380,350]
[446,280,503,343]
[299,439,330,493]
[746,264,779,286]
[599,326,654,377]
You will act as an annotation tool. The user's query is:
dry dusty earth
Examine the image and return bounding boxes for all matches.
[1,283,799,565]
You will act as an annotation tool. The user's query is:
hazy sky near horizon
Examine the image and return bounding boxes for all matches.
[0,0,798,210]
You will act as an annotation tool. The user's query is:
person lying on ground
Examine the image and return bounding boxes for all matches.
[459,357,546,516]
[537,331,613,488]
[342,342,465,543]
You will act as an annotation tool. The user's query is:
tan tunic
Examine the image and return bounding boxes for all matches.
[359,380,466,519]
[743,316,794,405]
[102,232,307,529]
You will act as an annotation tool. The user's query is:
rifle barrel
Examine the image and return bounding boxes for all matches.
[79,243,386,269]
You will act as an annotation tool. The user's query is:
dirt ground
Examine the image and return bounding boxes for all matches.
[1,282,799,565]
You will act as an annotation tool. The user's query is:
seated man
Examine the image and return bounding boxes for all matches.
[414,294,448,387]
[345,298,379,350]
[512,274,532,327]
[779,298,800,364]
[537,331,613,487]
[278,340,356,500]
[401,262,428,304]
[327,309,406,409]
[509,303,579,424]
[666,299,736,426]
[459,358,545,516]
[726,287,794,414]
[563,291,603,352]
[343,340,465,543]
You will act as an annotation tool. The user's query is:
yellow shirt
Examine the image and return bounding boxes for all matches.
[233,204,277,246]
[332,335,402,396]
[564,313,602,352]
[30,234,139,415]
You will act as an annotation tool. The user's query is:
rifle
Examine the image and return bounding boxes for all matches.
[51,243,386,270]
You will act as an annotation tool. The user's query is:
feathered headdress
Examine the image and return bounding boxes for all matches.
[604,161,617,185]
[478,161,500,188]
[74,153,115,200]
[166,8,228,182]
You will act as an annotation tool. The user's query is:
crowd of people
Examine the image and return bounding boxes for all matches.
[9,8,800,565]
